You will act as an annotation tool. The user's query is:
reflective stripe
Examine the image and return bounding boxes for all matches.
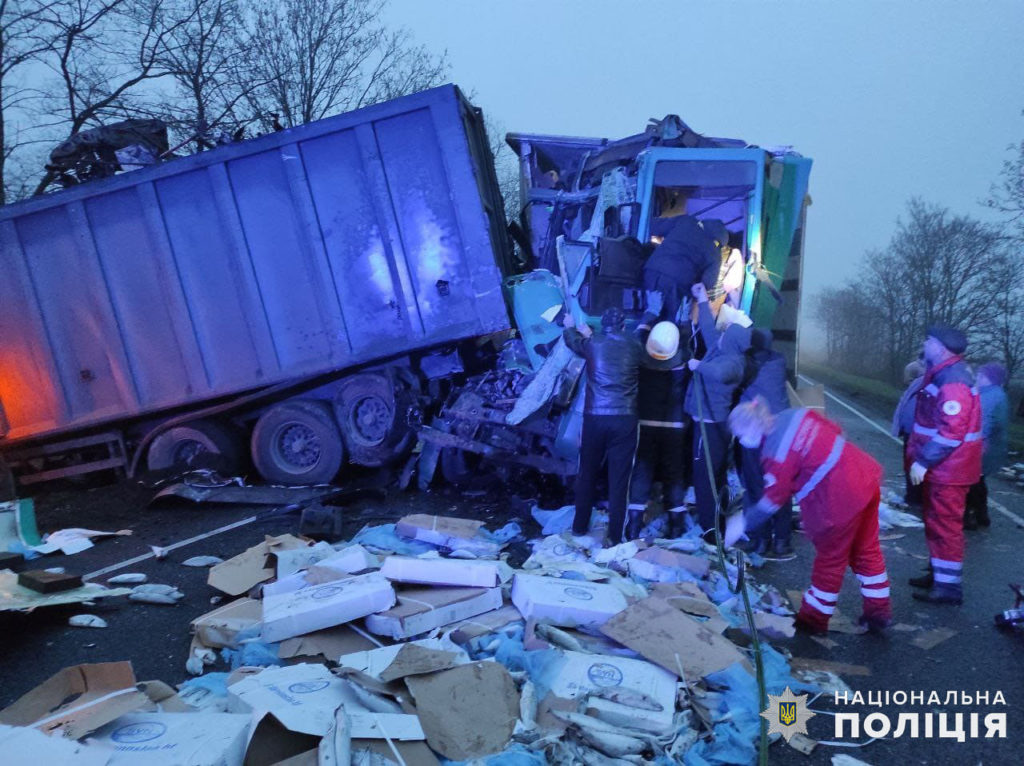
[773,409,808,462]
[934,572,962,584]
[810,585,839,601]
[933,435,962,447]
[794,437,845,502]
[639,419,685,429]
[924,383,939,395]
[913,424,938,436]
[764,473,777,488]
[964,431,983,442]
[856,572,889,585]
[628,503,646,511]
[803,592,836,615]
[861,586,891,598]
[931,558,963,570]
[667,505,686,514]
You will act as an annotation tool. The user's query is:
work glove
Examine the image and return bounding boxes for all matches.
[724,513,748,547]
[644,289,664,317]
[909,462,927,486]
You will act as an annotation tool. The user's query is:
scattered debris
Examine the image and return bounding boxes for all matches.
[69,614,108,629]
[182,555,224,567]
[32,527,132,556]
[18,569,83,593]
[910,627,957,650]
[107,573,147,584]
[0,571,129,611]
[129,583,185,605]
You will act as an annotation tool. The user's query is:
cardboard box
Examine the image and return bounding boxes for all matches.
[261,573,396,643]
[0,662,150,739]
[18,569,83,593]
[627,547,710,581]
[547,650,677,733]
[510,574,627,628]
[394,514,500,556]
[364,586,503,640]
[91,712,251,765]
[228,664,424,740]
[191,598,262,649]
[448,604,524,644]
[405,662,519,761]
[380,556,502,588]
[208,535,308,597]
[278,625,380,661]
[0,723,111,765]
[601,597,749,681]
[338,639,466,681]
[262,545,379,599]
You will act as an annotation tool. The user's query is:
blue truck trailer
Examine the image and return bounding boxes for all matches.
[0,85,514,485]
[0,87,811,489]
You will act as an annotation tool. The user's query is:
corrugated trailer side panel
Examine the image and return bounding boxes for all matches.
[0,85,511,443]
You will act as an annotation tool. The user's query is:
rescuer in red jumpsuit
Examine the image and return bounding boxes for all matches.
[724,399,892,634]
[906,325,982,605]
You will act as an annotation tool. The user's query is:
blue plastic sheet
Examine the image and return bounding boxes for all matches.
[351,523,436,555]
[485,521,522,543]
[221,641,281,669]
[179,672,230,698]
[444,743,547,766]
[530,505,575,535]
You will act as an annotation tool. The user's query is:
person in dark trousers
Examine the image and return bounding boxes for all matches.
[563,304,669,546]
[627,320,691,540]
[892,357,926,507]
[684,282,751,539]
[964,362,1009,529]
[907,326,982,605]
[736,329,795,560]
[643,216,729,321]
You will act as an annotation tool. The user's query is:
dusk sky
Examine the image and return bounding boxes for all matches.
[386,0,1024,344]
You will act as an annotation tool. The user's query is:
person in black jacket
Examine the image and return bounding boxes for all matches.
[735,329,795,559]
[685,282,751,538]
[626,320,692,540]
[643,216,729,321]
[563,305,673,545]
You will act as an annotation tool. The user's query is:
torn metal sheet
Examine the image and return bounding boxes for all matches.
[151,482,337,506]
[0,571,129,611]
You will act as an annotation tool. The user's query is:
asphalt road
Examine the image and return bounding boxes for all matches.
[1,384,1022,765]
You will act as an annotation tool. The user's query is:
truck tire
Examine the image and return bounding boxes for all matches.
[335,374,414,467]
[251,400,343,485]
[147,419,245,473]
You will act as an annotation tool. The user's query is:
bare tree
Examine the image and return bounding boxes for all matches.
[240,0,448,129]
[1,0,55,203]
[986,128,1024,242]
[153,0,262,148]
[29,0,192,194]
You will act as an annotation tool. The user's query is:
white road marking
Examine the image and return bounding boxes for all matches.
[798,373,1024,528]
[84,515,259,581]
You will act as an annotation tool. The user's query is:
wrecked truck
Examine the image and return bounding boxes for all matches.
[418,118,812,485]
[0,85,811,489]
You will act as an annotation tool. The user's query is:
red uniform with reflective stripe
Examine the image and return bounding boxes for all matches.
[761,409,890,631]
[907,355,982,486]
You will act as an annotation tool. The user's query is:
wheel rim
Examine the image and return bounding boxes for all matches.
[272,422,322,471]
[172,439,207,464]
[348,395,392,446]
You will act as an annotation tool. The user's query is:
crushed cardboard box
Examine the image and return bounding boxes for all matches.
[627,546,710,581]
[92,711,251,765]
[208,534,308,597]
[395,514,500,556]
[364,585,502,640]
[191,597,262,649]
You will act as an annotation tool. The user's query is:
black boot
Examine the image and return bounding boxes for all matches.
[625,511,644,541]
[913,584,962,605]
[908,570,933,589]
[977,507,991,527]
[963,510,978,531]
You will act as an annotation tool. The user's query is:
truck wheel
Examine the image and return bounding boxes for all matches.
[251,400,343,485]
[335,374,413,467]
[147,419,244,473]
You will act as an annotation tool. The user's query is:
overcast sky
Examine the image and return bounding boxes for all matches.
[385,0,1024,343]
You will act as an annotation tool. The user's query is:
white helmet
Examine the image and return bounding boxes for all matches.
[646,321,680,360]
